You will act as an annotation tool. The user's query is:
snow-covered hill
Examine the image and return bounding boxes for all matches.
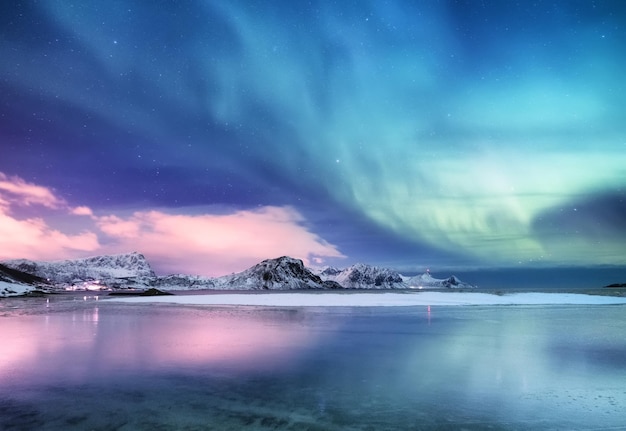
[2,252,156,288]
[0,263,51,297]
[212,256,340,290]
[154,274,216,290]
[404,271,475,289]
[318,263,407,289]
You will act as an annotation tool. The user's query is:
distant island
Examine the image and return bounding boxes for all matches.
[605,283,626,288]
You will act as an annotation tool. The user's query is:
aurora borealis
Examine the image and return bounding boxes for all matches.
[1,1,625,285]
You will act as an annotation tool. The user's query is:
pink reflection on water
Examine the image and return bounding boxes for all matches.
[0,305,325,386]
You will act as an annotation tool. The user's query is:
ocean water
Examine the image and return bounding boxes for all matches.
[1,293,625,430]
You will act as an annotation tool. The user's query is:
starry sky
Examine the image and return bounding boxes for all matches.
[1,1,625,287]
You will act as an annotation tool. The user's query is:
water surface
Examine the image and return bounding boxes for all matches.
[1,294,625,430]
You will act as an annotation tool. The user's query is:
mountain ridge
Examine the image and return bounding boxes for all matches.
[2,252,155,287]
[318,263,406,289]
[1,252,475,295]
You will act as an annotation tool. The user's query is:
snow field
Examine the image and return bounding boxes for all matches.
[108,291,626,307]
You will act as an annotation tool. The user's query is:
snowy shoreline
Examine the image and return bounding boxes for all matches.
[107,291,626,307]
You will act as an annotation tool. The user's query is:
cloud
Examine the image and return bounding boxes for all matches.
[71,206,94,216]
[529,191,626,265]
[0,174,100,261]
[0,172,344,275]
[532,191,626,238]
[0,212,100,261]
[95,206,345,276]
[0,173,65,210]
[96,214,141,238]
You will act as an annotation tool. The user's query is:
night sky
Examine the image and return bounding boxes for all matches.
[1,1,625,286]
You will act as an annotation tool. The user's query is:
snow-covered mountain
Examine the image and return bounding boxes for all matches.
[1,252,475,293]
[0,263,51,297]
[212,256,341,290]
[2,252,156,287]
[318,263,407,289]
[404,271,475,289]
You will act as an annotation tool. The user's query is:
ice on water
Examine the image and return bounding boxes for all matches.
[109,290,626,306]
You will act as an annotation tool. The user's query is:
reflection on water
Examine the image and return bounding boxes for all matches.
[1,296,625,430]
[1,299,324,387]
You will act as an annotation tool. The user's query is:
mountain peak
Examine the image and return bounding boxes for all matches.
[214,256,331,290]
